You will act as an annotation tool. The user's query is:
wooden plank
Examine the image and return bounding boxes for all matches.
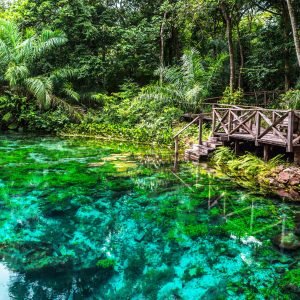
[264,144,270,161]
[212,106,216,135]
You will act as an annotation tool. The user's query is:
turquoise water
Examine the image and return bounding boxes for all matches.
[0,134,299,299]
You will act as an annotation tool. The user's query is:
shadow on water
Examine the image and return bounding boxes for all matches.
[0,134,299,299]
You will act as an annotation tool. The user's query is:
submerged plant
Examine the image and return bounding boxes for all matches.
[281,268,300,293]
[96,258,116,269]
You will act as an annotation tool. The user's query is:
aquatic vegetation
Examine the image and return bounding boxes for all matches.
[282,268,300,293]
[0,135,298,299]
[212,147,285,191]
[96,258,116,269]
[183,224,209,238]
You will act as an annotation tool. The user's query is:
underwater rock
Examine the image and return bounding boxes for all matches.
[272,232,300,251]
[134,231,146,242]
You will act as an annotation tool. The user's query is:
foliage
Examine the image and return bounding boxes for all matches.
[140,50,227,112]
[220,87,244,105]
[280,89,300,110]
[0,0,300,139]
[62,82,184,143]
[212,147,284,190]
[0,92,71,132]
[0,19,77,108]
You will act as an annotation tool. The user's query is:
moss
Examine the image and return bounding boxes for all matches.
[182,266,206,281]
[183,224,208,238]
[96,258,116,269]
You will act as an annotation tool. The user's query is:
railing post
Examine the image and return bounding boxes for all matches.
[255,109,260,146]
[228,109,232,139]
[287,110,294,152]
[212,105,216,136]
[175,136,179,163]
[198,117,203,145]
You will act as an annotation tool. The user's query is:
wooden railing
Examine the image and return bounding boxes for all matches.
[173,114,206,163]
[212,105,300,152]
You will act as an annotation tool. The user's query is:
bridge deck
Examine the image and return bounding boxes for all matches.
[211,105,300,152]
[175,104,300,164]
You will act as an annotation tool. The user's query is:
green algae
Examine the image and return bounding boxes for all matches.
[96,258,116,269]
[0,134,298,299]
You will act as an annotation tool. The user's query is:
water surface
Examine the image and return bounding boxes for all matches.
[0,134,299,299]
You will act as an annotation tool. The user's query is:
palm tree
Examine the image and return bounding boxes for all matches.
[140,49,227,112]
[0,18,80,112]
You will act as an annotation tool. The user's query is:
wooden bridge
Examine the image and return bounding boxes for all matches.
[175,104,300,164]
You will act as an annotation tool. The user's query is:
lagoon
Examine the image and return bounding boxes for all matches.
[0,135,298,299]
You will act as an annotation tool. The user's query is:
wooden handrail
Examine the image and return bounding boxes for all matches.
[212,106,300,151]
[174,115,200,138]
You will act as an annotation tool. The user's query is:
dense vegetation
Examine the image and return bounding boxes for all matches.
[0,0,300,142]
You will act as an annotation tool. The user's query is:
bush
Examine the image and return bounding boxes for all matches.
[280,89,300,110]
[220,87,244,105]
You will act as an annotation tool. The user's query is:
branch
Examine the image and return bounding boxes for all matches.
[251,1,281,16]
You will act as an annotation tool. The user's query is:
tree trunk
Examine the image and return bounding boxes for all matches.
[220,2,235,90]
[286,0,300,67]
[160,11,167,86]
[237,23,244,89]
[283,2,291,91]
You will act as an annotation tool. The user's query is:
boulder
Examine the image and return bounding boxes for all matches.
[263,166,300,202]
[278,171,290,184]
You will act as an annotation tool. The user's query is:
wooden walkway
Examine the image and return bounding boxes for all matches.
[174,104,300,163]
[212,105,300,151]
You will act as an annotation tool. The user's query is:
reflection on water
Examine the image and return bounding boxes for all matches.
[0,134,299,299]
[0,264,14,300]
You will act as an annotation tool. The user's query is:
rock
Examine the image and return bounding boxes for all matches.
[278,171,290,184]
[272,232,300,251]
[134,231,146,242]
[276,189,293,199]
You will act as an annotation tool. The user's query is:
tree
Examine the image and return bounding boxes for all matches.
[0,18,78,110]
[219,1,236,90]
[285,0,300,67]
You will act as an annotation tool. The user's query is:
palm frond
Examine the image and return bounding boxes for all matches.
[34,30,67,57]
[0,18,21,49]
[5,64,29,86]
[25,77,53,109]
[52,96,84,120]
[0,39,11,65]
[17,36,37,62]
[62,83,80,102]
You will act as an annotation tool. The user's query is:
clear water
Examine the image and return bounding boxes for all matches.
[0,134,299,299]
